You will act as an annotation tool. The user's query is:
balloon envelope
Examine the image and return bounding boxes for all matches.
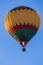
[4,6,40,48]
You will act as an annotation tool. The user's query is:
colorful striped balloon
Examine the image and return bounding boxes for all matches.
[4,6,40,51]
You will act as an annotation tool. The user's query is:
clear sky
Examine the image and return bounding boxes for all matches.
[0,0,43,65]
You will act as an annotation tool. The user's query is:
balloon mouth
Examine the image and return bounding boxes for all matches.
[18,39,28,47]
[20,42,26,47]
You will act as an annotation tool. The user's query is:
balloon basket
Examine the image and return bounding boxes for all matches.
[22,48,26,52]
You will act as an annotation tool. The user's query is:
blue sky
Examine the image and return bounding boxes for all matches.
[0,0,43,65]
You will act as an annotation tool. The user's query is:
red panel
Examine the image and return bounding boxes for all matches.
[9,25,37,34]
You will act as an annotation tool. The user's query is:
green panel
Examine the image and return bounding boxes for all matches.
[10,28,36,41]
[11,32,19,40]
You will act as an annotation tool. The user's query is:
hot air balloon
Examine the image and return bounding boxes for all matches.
[4,6,40,52]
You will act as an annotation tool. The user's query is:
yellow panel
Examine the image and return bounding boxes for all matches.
[4,8,40,30]
[4,14,11,32]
